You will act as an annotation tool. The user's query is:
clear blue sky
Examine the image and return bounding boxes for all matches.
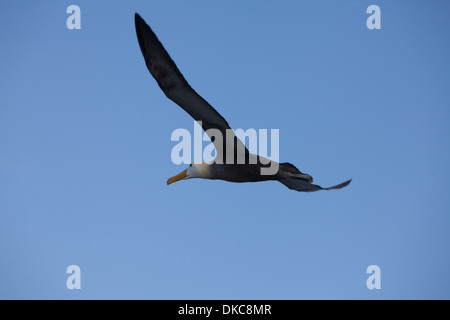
[1,1,449,299]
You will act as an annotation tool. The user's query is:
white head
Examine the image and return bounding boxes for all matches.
[167,162,211,185]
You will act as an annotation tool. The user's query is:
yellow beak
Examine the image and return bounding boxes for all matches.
[167,169,188,185]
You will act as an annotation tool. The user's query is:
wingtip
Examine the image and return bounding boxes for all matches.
[134,13,144,24]
[322,178,352,191]
[341,178,352,188]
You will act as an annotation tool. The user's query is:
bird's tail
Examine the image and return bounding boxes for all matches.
[279,162,314,182]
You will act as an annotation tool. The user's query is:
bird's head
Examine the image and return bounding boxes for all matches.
[167,162,211,185]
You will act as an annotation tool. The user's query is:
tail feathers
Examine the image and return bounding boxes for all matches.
[279,162,313,182]
[280,162,302,174]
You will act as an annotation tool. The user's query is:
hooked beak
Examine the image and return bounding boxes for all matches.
[167,169,188,185]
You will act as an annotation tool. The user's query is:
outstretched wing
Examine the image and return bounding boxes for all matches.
[135,13,245,158]
[321,179,352,190]
[279,178,352,192]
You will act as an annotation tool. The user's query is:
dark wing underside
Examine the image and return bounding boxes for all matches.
[279,178,352,192]
[135,13,245,157]
[135,13,351,190]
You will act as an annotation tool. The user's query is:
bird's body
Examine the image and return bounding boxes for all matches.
[135,13,351,192]
[190,161,278,183]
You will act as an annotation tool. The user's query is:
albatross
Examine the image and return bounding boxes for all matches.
[135,13,351,192]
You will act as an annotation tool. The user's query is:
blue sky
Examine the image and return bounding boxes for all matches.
[1,1,449,299]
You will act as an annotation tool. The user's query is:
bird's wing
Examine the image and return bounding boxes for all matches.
[321,179,352,190]
[135,13,246,158]
[279,178,352,192]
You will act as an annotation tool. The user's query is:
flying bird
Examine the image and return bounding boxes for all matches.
[134,13,351,192]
